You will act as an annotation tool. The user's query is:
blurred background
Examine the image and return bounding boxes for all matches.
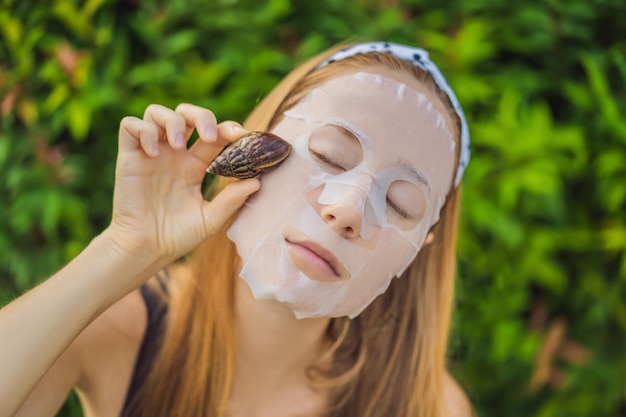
[1,0,625,416]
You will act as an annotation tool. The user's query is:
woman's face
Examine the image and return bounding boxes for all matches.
[228,69,457,319]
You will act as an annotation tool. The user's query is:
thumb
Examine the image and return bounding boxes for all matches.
[201,178,261,236]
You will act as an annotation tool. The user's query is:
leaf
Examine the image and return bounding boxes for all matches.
[41,190,62,239]
[65,98,92,141]
[582,53,626,142]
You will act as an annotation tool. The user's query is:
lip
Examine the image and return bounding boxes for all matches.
[283,228,349,282]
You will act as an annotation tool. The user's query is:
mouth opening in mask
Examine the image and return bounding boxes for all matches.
[283,226,351,283]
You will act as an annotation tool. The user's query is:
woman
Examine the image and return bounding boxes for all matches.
[1,42,472,417]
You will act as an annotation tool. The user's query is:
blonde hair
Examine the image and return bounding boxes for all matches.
[129,44,463,417]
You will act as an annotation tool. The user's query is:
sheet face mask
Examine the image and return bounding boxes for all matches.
[228,72,456,319]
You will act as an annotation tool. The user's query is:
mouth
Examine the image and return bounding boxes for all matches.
[283,228,348,282]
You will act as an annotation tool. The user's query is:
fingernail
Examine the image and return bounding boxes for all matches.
[231,122,245,133]
[175,132,185,148]
[204,125,217,140]
[152,142,160,155]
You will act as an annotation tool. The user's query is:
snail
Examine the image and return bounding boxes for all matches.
[206,131,292,179]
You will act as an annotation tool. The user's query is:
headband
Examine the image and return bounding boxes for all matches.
[316,42,470,187]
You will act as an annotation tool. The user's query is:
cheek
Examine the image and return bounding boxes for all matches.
[272,154,310,189]
[230,154,312,252]
[246,150,313,210]
[337,229,417,315]
[371,230,417,276]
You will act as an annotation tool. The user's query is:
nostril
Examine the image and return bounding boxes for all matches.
[320,204,361,238]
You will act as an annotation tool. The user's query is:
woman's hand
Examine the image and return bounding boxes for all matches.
[105,103,260,266]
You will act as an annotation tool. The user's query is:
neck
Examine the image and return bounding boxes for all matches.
[230,277,332,417]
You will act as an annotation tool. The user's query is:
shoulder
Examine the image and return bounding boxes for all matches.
[442,371,474,417]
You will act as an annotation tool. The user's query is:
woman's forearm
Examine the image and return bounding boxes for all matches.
[0,230,160,417]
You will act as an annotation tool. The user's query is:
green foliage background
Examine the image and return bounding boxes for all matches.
[1,0,625,416]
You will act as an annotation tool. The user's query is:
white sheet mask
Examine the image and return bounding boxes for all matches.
[228,71,456,319]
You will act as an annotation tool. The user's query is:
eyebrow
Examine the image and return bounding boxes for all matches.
[399,158,431,192]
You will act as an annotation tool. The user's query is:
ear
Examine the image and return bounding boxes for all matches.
[423,232,435,246]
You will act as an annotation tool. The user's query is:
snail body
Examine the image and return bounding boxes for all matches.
[207,131,292,179]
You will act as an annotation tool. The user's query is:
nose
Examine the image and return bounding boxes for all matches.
[320,193,364,239]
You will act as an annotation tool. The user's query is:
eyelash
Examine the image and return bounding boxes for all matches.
[386,198,411,219]
[310,150,412,220]
[310,149,345,171]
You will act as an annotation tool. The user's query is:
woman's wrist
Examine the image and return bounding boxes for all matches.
[99,226,156,267]
[80,229,166,308]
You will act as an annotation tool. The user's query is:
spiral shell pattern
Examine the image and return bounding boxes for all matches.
[206,131,292,179]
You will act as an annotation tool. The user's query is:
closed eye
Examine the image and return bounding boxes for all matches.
[310,149,346,171]
[386,197,411,219]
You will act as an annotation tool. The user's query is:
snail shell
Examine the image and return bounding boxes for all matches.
[206,131,292,179]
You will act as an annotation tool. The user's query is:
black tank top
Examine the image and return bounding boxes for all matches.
[120,272,169,417]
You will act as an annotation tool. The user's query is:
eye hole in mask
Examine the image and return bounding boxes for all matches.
[386,180,427,230]
[308,124,362,173]
[308,124,428,231]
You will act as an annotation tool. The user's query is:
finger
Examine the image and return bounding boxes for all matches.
[201,178,261,236]
[143,104,188,149]
[119,116,160,157]
[188,120,248,167]
[218,120,249,143]
[174,103,218,142]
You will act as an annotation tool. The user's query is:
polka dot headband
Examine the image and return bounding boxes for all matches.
[316,42,470,187]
